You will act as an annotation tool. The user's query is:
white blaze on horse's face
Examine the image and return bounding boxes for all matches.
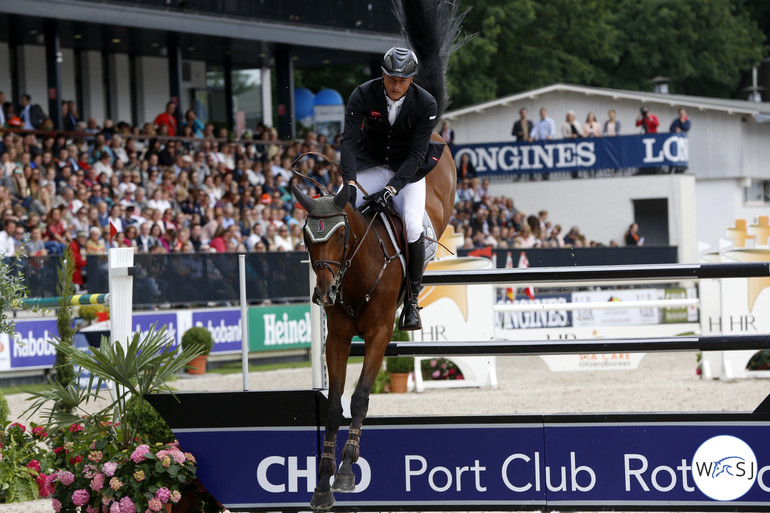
[292,184,350,306]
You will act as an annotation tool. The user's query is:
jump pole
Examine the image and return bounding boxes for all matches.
[239,254,249,391]
[107,247,134,349]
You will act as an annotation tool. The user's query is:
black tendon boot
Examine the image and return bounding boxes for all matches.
[401,236,425,330]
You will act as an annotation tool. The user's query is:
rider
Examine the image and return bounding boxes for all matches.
[340,46,439,331]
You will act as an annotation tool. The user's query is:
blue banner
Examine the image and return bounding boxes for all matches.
[451,133,688,176]
[176,419,770,510]
[192,309,244,354]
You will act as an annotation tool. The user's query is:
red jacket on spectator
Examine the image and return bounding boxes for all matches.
[154,112,177,136]
[70,240,87,286]
[635,113,659,134]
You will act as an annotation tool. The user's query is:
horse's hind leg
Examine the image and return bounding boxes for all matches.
[333,328,392,492]
[311,327,352,510]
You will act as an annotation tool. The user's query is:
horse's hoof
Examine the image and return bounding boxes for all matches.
[310,489,335,510]
[332,472,356,493]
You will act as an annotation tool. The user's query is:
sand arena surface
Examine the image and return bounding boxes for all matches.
[3,351,769,513]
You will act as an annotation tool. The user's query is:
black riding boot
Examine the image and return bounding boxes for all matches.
[401,237,425,331]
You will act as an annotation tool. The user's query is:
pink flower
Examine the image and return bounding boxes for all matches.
[430,359,438,367]
[432,369,440,378]
[102,496,113,506]
[72,488,91,507]
[133,470,145,482]
[184,453,196,463]
[89,451,104,462]
[52,498,62,512]
[36,473,53,497]
[10,422,26,432]
[169,490,182,504]
[155,487,171,503]
[147,498,162,512]
[32,426,48,439]
[90,441,97,450]
[109,477,123,491]
[83,464,97,479]
[119,497,136,513]
[91,473,105,491]
[70,455,83,465]
[26,459,41,472]
[87,506,99,513]
[102,461,118,477]
[130,444,150,463]
[110,502,120,513]
[58,470,75,486]
[160,456,171,468]
[69,424,84,433]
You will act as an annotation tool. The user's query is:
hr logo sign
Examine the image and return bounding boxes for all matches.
[692,435,757,501]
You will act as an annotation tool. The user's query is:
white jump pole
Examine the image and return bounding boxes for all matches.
[308,261,326,390]
[493,298,700,313]
[238,255,249,391]
[108,247,134,349]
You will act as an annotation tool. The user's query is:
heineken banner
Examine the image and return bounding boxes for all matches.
[247,305,312,352]
[451,133,688,176]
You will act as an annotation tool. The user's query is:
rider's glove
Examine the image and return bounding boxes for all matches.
[362,186,396,214]
[347,182,357,206]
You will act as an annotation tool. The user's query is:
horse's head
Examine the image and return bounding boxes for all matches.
[292,183,351,306]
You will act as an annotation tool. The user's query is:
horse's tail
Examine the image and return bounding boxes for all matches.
[393,0,468,123]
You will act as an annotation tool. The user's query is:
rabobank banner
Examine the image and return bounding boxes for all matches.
[1,304,312,373]
[451,133,688,176]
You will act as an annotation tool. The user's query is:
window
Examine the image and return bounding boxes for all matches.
[744,180,770,204]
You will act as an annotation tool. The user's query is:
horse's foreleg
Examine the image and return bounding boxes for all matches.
[333,329,391,493]
[310,329,351,510]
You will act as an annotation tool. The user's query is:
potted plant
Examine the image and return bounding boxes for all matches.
[385,357,414,393]
[181,326,214,375]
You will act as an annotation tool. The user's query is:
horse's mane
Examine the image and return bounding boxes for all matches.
[392,0,470,124]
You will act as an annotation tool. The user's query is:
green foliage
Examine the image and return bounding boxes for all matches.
[181,326,214,355]
[23,325,206,450]
[123,393,175,445]
[747,350,770,371]
[0,422,52,504]
[447,0,766,109]
[0,257,28,336]
[55,247,77,391]
[78,304,109,323]
[385,356,414,374]
[0,391,9,423]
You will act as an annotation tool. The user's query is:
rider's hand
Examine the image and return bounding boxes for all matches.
[362,187,395,214]
[348,185,357,206]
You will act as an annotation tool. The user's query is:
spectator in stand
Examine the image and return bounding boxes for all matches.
[582,112,602,137]
[456,153,476,181]
[64,100,79,132]
[511,107,533,142]
[69,230,88,290]
[154,101,178,136]
[624,222,643,246]
[531,108,555,141]
[86,226,106,254]
[0,91,6,128]
[670,108,691,133]
[19,94,35,130]
[439,120,454,145]
[635,106,659,134]
[604,108,621,136]
[561,110,582,139]
[26,226,47,255]
[0,216,18,256]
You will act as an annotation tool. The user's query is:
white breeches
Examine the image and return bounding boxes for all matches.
[354,165,426,243]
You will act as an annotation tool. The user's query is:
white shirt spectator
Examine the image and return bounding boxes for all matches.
[0,229,17,256]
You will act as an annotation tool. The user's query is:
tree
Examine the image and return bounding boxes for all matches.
[0,257,28,336]
[445,0,766,110]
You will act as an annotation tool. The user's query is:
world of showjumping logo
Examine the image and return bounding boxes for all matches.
[692,435,757,501]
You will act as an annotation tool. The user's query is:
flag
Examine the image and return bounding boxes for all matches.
[518,251,535,300]
[109,222,117,248]
[505,252,515,301]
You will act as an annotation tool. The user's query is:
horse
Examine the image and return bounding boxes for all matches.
[292,134,456,510]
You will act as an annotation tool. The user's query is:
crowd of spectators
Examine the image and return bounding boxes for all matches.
[0,96,655,289]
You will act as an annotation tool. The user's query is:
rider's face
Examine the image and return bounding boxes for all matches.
[383,73,413,101]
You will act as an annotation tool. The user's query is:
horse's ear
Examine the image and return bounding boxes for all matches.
[292,184,315,212]
[333,182,349,210]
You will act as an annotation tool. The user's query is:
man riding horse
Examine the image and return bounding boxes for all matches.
[340,46,441,331]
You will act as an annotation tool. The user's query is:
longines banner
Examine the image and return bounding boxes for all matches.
[451,133,688,176]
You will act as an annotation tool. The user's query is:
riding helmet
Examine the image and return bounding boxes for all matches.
[381,47,418,78]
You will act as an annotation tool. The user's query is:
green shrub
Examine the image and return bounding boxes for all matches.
[0,391,9,423]
[123,393,175,444]
[385,356,414,374]
[181,326,214,355]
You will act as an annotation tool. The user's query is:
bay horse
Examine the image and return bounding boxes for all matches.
[292,133,456,509]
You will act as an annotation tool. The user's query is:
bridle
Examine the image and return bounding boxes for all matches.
[303,209,355,297]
